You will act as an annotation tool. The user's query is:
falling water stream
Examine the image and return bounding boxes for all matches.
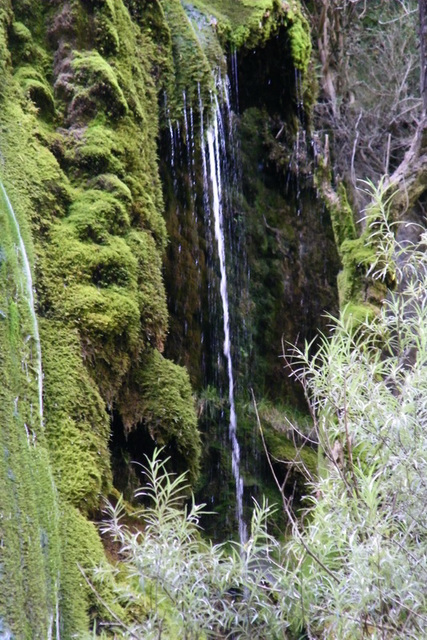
[0,181,61,639]
[206,95,247,545]
[0,182,43,425]
[165,69,248,542]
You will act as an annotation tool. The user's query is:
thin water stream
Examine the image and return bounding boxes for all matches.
[0,181,61,638]
[206,95,247,545]
[0,182,43,425]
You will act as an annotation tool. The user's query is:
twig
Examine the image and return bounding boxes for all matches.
[251,389,339,585]
[77,564,140,639]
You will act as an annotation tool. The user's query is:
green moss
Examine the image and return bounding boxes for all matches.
[0,177,61,639]
[114,119,167,249]
[0,6,13,93]
[94,9,121,56]
[117,348,201,484]
[41,209,170,398]
[124,0,175,88]
[340,301,379,327]
[328,182,357,252]
[338,236,375,304]
[70,50,129,119]
[69,122,125,175]
[287,5,311,72]
[10,20,31,42]
[316,177,387,324]
[9,20,34,64]
[89,172,133,203]
[190,0,282,49]
[0,0,209,633]
[126,229,168,348]
[14,65,55,118]
[68,188,130,242]
[185,0,312,71]
[41,320,112,512]
[59,506,122,638]
[162,0,214,112]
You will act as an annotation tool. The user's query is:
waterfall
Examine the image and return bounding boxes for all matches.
[207,96,247,545]
[0,182,43,425]
[0,180,61,638]
[164,74,248,541]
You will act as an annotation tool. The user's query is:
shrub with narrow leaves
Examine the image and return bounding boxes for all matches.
[97,450,291,639]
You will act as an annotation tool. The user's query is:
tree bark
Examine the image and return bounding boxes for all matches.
[386,115,427,221]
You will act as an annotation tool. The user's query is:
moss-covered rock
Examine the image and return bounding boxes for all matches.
[186,0,311,70]
[15,64,55,118]
[70,50,128,120]
[0,172,61,640]
[41,320,112,512]
[0,0,208,633]
[59,505,123,638]
[117,348,201,484]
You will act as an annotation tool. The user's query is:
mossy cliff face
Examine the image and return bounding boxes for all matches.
[0,0,201,635]
[0,0,337,633]
[0,146,60,635]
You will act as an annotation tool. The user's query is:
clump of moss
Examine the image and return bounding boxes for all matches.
[68,122,125,175]
[0,8,13,94]
[59,505,124,638]
[287,2,311,72]
[14,65,55,118]
[89,171,133,203]
[68,188,130,241]
[93,4,121,56]
[9,20,33,60]
[338,236,376,305]
[162,0,214,113]
[126,229,168,348]
[70,49,128,120]
[41,319,112,512]
[117,348,201,484]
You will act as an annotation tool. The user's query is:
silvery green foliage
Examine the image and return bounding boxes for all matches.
[98,450,291,639]
[286,218,427,638]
